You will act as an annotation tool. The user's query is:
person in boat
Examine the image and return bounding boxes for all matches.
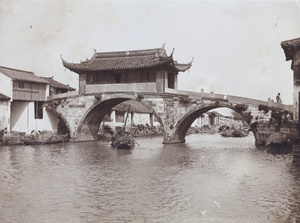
[0,127,7,144]
[111,126,125,146]
[116,126,125,136]
[30,130,38,137]
[0,127,7,136]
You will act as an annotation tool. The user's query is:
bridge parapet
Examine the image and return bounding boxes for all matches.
[171,89,293,112]
[46,89,293,113]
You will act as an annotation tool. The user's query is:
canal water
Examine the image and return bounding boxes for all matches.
[0,133,299,223]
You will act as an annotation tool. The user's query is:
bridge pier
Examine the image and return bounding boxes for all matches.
[162,139,186,144]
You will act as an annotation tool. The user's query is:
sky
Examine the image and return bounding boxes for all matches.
[0,0,300,105]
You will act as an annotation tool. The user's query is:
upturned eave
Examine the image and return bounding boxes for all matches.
[281,37,300,61]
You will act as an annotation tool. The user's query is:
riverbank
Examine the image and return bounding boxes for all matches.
[0,124,246,145]
[0,131,69,146]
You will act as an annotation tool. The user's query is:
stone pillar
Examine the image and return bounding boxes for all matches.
[156,69,164,93]
[149,113,154,126]
[174,73,178,90]
[131,112,135,126]
[79,74,86,95]
[111,110,116,130]
[164,71,168,90]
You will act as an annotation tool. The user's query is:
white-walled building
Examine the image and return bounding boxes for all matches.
[192,110,245,129]
[0,93,10,130]
[103,100,160,130]
[0,66,59,133]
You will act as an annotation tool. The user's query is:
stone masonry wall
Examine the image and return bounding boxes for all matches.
[48,95,97,138]
[49,92,295,145]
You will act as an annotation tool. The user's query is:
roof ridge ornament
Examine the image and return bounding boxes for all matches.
[159,43,166,57]
[88,49,97,63]
[171,48,175,57]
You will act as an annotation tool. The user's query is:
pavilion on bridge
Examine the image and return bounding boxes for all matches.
[61,45,193,95]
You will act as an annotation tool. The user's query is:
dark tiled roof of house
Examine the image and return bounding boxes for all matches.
[281,37,300,61]
[62,46,192,73]
[0,66,49,84]
[0,93,10,100]
[113,101,152,113]
[207,111,225,117]
[40,77,76,90]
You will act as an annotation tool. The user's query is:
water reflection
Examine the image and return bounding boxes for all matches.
[0,134,299,222]
[287,165,300,222]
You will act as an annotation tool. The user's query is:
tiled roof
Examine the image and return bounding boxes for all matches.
[0,66,49,84]
[207,111,224,117]
[0,93,10,100]
[174,62,192,72]
[113,101,152,113]
[281,37,300,61]
[40,77,76,90]
[62,46,192,73]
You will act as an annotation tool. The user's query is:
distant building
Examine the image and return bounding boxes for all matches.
[41,76,75,96]
[192,110,244,129]
[101,100,160,130]
[281,37,300,122]
[62,45,192,94]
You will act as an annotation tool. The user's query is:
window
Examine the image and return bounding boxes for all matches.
[31,83,39,92]
[140,72,153,82]
[115,110,125,122]
[18,82,24,88]
[34,101,43,119]
[113,73,121,83]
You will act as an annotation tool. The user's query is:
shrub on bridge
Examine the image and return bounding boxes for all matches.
[258,104,269,113]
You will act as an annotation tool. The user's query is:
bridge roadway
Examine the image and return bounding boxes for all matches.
[46,89,295,146]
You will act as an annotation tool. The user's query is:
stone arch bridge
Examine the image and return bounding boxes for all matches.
[45,90,296,146]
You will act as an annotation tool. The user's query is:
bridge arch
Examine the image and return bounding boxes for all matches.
[76,94,166,141]
[45,108,72,136]
[166,101,255,143]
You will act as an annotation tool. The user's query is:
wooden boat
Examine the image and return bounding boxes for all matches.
[220,127,249,138]
[266,132,292,154]
[111,134,135,149]
[111,105,136,149]
[23,133,69,145]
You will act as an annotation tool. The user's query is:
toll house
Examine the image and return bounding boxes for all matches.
[62,45,192,94]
